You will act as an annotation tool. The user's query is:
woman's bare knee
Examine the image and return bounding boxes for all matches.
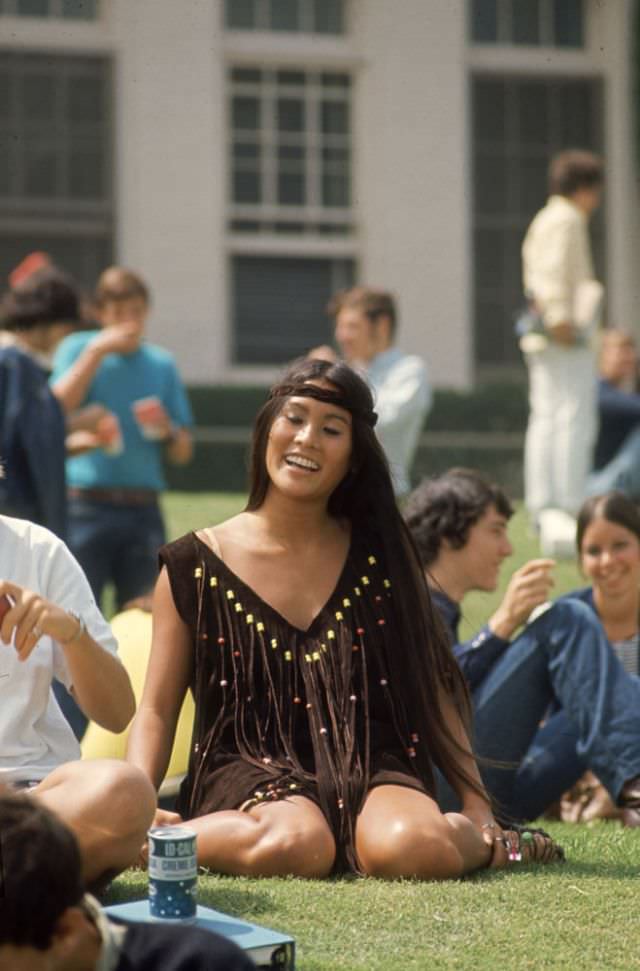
[240,812,335,877]
[358,817,464,881]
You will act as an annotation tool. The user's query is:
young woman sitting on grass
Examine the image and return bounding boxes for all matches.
[127,358,563,877]
[557,491,640,825]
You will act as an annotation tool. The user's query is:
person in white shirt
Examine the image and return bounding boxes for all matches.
[0,511,155,885]
[319,287,431,496]
[521,149,604,522]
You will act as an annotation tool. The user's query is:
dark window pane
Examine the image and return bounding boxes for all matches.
[321,100,348,134]
[62,0,97,18]
[278,171,305,204]
[470,0,498,42]
[22,73,55,121]
[0,233,111,290]
[517,155,548,215]
[474,153,508,214]
[515,83,549,144]
[231,68,262,83]
[278,144,305,161]
[233,170,261,203]
[229,219,261,232]
[276,70,305,86]
[554,0,583,47]
[277,97,304,132]
[17,0,49,14]
[0,73,10,119]
[322,172,349,207]
[68,148,103,197]
[68,76,105,123]
[474,228,504,291]
[557,84,593,144]
[23,139,58,195]
[314,0,343,34]
[232,96,260,129]
[322,145,349,163]
[232,255,355,364]
[270,0,298,31]
[274,221,305,232]
[0,150,10,193]
[321,72,350,88]
[225,0,256,29]
[512,0,540,44]
[473,79,506,143]
[475,300,516,365]
[233,142,261,160]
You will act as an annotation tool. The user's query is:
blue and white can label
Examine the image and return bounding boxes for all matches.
[148,826,197,922]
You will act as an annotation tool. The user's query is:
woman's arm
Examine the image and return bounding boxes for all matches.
[126,567,193,791]
[0,580,135,732]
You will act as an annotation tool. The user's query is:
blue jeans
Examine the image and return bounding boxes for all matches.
[68,496,166,609]
[472,600,640,821]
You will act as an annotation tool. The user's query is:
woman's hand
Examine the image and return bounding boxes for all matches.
[0,581,82,662]
[459,800,509,868]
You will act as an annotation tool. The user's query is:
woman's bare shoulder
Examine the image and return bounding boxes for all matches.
[195,512,256,556]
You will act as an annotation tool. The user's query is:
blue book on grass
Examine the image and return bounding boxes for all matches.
[105,900,295,969]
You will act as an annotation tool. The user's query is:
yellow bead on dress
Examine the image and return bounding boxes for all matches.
[194,567,203,579]
[368,555,377,565]
[284,650,292,661]
[327,629,335,640]
[234,602,243,613]
[271,637,278,649]
[226,589,235,600]
[342,598,351,608]
[246,613,254,624]
[335,610,344,621]
[210,576,218,587]
[257,621,265,632]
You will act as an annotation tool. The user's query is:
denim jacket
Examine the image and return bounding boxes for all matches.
[0,346,67,538]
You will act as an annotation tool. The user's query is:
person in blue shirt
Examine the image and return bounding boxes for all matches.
[586,328,640,499]
[404,467,640,825]
[51,266,193,612]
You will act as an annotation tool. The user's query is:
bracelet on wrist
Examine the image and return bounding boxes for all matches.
[59,610,86,646]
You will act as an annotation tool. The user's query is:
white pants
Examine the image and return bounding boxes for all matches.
[524,344,597,517]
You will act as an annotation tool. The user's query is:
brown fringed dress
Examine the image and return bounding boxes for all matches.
[160,532,432,874]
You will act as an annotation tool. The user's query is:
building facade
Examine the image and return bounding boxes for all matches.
[1,0,638,388]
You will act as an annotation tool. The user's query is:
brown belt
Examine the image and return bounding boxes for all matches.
[68,486,159,506]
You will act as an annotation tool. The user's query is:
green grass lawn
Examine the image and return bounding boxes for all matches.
[106,493,640,970]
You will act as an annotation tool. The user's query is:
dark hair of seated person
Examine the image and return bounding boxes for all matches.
[404,467,513,569]
[0,791,84,949]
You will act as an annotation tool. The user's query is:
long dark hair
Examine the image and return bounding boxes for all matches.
[246,358,484,801]
[577,491,640,556]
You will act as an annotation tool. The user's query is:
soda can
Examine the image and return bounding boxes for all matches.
[147,826,197,922]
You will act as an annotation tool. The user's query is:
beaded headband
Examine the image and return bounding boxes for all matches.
[268,382,378,429]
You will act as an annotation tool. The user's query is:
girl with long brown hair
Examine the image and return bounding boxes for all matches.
[127,358,561,876]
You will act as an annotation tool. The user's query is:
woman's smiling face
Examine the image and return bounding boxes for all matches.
[580,515,640,600]
[265,383,353,502]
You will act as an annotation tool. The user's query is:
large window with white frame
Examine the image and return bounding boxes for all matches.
[470,0,584,47]
[225,0,344,34]
[472,74,603,370]
[0,0,97,18]
[0,50,112,288]
[229,66,353,235]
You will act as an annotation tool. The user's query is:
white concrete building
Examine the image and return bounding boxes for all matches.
[1,0,638,388]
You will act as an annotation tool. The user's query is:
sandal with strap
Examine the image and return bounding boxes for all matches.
[499,824,565,865]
